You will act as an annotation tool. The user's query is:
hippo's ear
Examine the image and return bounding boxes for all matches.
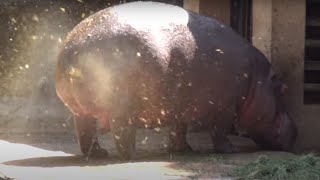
[280,84,288,95]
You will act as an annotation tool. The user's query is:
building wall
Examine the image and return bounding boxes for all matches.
[252,0,320,152]
[184,0,230,25]
[199,0,230,25]
[251,0,273,60]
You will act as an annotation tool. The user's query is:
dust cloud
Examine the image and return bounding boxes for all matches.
[0,0,115,137]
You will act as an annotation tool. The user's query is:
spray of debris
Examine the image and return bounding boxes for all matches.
[0,1,116,136]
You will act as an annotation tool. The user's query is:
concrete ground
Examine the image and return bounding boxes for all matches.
[0,129,295,180]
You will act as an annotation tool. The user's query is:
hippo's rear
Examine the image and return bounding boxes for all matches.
[55,2,297,160]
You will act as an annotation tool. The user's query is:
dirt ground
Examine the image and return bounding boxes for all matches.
[0,129,295,180]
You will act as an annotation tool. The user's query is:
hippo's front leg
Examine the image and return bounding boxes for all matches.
[168,116,192,152]
[74,116,109,158]
[109,115,136,160]
[209,108,238,153]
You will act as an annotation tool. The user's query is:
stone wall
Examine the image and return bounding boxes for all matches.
[184,0,231,25]
[251,0,320,152]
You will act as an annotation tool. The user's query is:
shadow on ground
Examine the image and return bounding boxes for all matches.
[0,129,296,179]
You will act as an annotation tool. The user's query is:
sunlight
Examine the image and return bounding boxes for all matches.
[0,140,194,179]
[0,140,72,163]
[0,162,193,180]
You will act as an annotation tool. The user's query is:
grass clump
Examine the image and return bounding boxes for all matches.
[206,154,226,163]
[229,154,320,180]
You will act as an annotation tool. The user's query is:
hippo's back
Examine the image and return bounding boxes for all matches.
[57,1,273,122]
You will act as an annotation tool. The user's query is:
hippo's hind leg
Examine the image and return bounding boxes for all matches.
[209,108,238,153]
[109,115,136,160]
[168,116,192,152]
[74,116,109,158]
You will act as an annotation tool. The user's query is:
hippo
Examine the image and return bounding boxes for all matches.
[55,2,297,160]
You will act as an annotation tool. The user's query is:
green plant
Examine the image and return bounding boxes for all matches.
[229,154,320,180]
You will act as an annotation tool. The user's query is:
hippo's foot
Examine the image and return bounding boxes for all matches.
[209,107,238,153]
[168,140,192,152]
[83,142,109,158]
[210,133,239,153]
[168,129,192,152]
[74,116,108,159]
[109,115,137,161]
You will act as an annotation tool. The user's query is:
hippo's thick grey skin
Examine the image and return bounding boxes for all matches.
[55,2,297,160]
